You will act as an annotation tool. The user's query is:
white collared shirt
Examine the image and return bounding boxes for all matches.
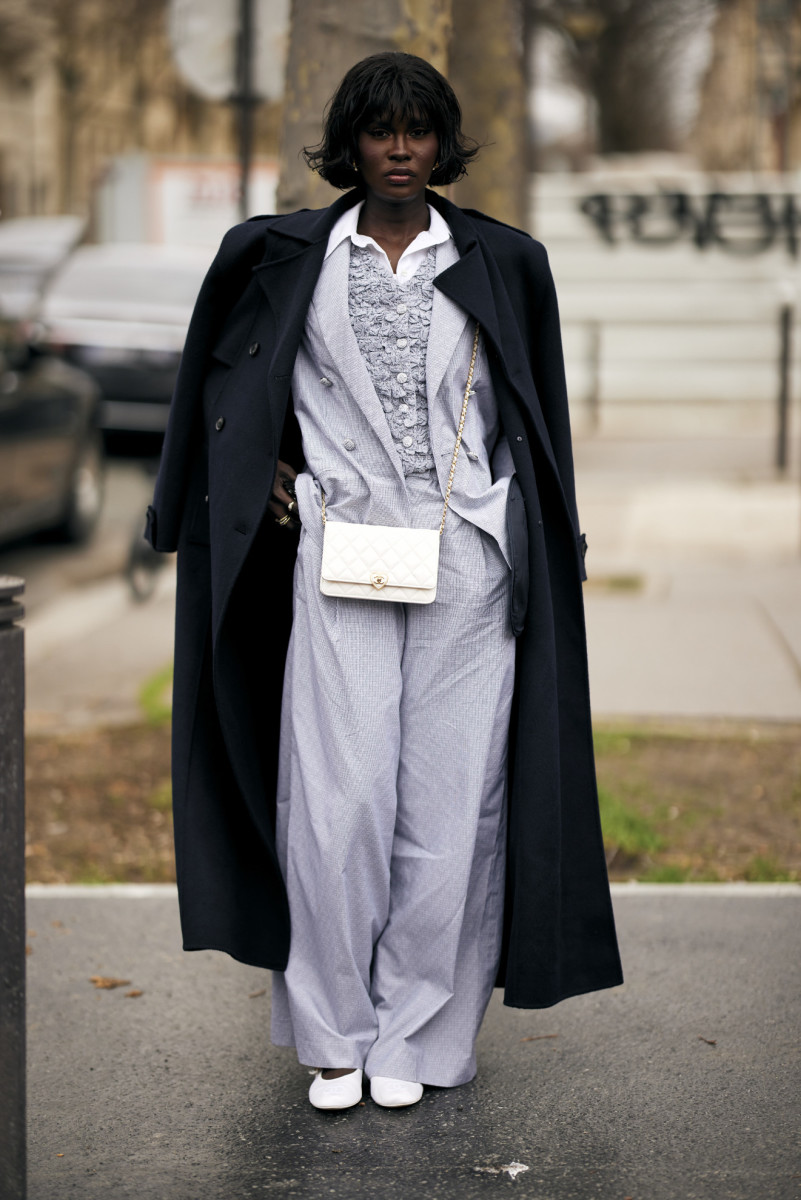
[324,199,453,285]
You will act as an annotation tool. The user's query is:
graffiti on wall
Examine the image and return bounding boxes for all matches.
[579,192,801,256]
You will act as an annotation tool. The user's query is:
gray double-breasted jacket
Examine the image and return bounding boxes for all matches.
[289,232,514,564]
[146,187,623,1008]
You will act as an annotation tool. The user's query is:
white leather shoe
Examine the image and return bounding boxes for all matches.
[308,1068,363,1110]
[369,1076,424,1108]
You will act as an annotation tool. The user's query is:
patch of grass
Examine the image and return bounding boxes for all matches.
[147,780,172,812]
[585,574,644,593]
[74,863,119,884]
[743,856,798,883]
[138,663,173,727]
[598,786,663,857]
[639,864,690,882]
[593,730,634,756]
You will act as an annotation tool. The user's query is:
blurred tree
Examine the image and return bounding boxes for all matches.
[449,0,527,227]
[276,0,452,212]
[692,0,801,172]
[530,0,715,154]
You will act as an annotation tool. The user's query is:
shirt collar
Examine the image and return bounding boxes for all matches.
[324,199,452,262]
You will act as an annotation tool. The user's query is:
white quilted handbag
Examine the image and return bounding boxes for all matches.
[320,322,480,605]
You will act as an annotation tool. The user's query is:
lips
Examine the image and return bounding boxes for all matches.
[385,169,414,179]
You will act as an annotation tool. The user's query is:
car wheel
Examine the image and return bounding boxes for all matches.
[54,431,105,544]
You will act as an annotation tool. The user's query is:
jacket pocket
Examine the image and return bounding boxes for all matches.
[506,475,529,637]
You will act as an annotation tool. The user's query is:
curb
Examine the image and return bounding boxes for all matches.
[24,881,801,898]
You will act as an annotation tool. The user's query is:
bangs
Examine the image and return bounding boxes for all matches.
[352,83,437,134]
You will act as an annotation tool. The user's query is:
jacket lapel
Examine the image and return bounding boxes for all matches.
[427,238,469,414]
[309,242,407,485]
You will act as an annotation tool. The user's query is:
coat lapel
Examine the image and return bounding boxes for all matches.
[430,194,565,504]
[251,191,362,380]
[309,242,407,485]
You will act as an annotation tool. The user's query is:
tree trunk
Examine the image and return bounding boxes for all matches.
[276,0,452,213]
[448,0,527,229]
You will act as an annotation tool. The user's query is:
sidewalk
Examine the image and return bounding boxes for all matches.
[21,435,801,730]
[25,884,801,1200]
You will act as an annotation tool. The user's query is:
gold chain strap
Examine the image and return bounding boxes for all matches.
[321,321,481,531]
[438,321,480,536]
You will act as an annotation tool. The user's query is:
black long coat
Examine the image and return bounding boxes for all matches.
[146,188,623,1008]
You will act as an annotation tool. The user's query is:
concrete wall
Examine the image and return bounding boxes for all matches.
[532,171,801,442]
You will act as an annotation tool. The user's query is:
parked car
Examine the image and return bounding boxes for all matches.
[36,243,211,437]
[0,215,86,321]
[0,317,104,546]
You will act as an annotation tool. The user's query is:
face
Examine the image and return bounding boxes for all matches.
[355,111,440,203]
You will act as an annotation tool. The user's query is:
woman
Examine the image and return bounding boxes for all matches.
[146,52,622,1112]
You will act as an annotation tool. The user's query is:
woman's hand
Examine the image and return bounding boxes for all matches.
[269,460,301,530]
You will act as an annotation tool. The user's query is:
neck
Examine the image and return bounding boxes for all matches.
[357,191,430,245]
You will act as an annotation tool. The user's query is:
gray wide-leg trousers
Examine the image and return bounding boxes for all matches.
[270,472,516,1087]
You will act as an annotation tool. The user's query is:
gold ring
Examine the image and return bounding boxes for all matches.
[276,514,292,526]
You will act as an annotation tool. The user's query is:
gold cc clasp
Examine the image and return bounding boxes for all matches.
[370,573,388,590]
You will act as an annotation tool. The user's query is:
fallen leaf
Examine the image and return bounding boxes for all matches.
[248,989,267,999]
[28,930,37,937]
[25,945,33,956]
[89,976,131,989]
[124,989,143,998]
[520,1034,558,1042]
[698,1036,717,1046]
[475,1163,530,1181]
[331,1149,343,1154]
[358,1101,365,1106]
[56,1153,64,1157]
[51,920,64,928]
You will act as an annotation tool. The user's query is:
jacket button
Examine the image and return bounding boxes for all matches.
[215,416,225,431]
[343,439,355,451]
[249,342,260,356]
[516,435,523,442]
[320,376,333,387]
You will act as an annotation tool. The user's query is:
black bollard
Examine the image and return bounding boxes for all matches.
[0,576,26,1200]
[776,302,793,473]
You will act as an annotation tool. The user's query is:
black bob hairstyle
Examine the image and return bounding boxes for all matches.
[304,52,480,190]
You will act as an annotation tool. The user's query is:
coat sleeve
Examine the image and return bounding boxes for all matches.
[529,243,588,582]
[145,222,268,553]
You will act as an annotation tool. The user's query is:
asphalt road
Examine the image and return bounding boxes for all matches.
[0,458,157,616]
[25,885,801,1200]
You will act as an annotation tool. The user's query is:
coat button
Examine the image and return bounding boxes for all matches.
[396,303,407,315]
[249,342,260,356]
[215,417,225,431]
[516,435,523,442]
[320,376,333,387]
[466,450,478,460]
[343,439,355,451]
[396,372,408,383]
[402,435,413,447]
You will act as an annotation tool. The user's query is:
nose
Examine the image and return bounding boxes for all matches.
[389,134,411,159]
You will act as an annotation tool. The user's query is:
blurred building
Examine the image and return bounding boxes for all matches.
[0,0,281,224]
